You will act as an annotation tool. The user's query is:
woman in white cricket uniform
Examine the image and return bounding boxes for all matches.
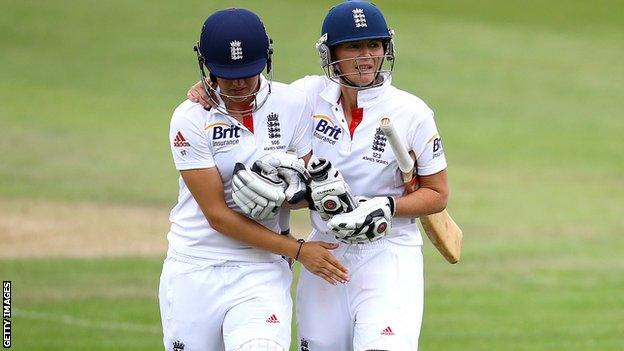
[160,9,348,351]
[186,2,450,350]
[291,2,448,350]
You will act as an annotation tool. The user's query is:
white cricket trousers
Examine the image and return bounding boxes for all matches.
[159,251,293,350]
[296,233,424,351]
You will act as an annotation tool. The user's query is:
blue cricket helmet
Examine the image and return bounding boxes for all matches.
[317,1,395,89]
[198,8,271,79]
[321,0,392,47]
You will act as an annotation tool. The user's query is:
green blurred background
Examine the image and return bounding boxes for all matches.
[1,0,623,350]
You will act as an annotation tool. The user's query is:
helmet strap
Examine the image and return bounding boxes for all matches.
[266,38,274,75]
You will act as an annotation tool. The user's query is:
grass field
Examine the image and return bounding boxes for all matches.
[1,0,623,350]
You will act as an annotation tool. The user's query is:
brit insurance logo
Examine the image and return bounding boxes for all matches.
[205,122,241,147]
[428,134,444,159]
[313,115,342,145]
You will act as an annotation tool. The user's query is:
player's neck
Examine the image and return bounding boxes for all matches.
[340,87,359,108]
[225,98,253,121]
[339,88,359,124]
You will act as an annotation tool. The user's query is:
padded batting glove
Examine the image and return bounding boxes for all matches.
[257,152,308,204]
[231,161,286,220]
[327,196,396,244]
[307,158,358,221]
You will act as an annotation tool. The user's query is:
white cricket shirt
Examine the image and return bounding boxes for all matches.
[168,76,312,261]
[292,74,447,245]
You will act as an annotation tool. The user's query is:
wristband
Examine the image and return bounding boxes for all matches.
[387,196,396,216]
[295,239,305,261]
[280,229,291,261]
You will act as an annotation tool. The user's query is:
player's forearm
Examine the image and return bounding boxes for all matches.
[206,208,300,258]
[182,168,301,258]
[394,187,448,217]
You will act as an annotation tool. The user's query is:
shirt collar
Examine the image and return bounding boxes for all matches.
[357,73,391,108]
[320,77,342,105]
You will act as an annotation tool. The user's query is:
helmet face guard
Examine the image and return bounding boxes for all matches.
[316,33,395,90]
[317,1,395,90]
[194,43,272,117]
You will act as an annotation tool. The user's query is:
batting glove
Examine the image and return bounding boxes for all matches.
[257,152,308,204]
[327,196,396,244]
[307,158,358,221]
[231,161,286,220]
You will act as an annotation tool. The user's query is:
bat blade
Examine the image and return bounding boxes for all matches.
[420,210,463,264]
[379,116,463,264]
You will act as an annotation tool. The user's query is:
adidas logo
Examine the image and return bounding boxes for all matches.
[381,326,395,336]
[173,131,190,147]
[266,314,280,323]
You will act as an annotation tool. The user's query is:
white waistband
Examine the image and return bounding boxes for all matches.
[167,238,282,264]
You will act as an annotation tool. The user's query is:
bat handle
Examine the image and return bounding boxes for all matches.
[404,179,418,194]
[402,170,418,194]
[401,172,412,184]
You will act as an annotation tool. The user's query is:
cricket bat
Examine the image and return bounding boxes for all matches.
[379,117,463,264]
